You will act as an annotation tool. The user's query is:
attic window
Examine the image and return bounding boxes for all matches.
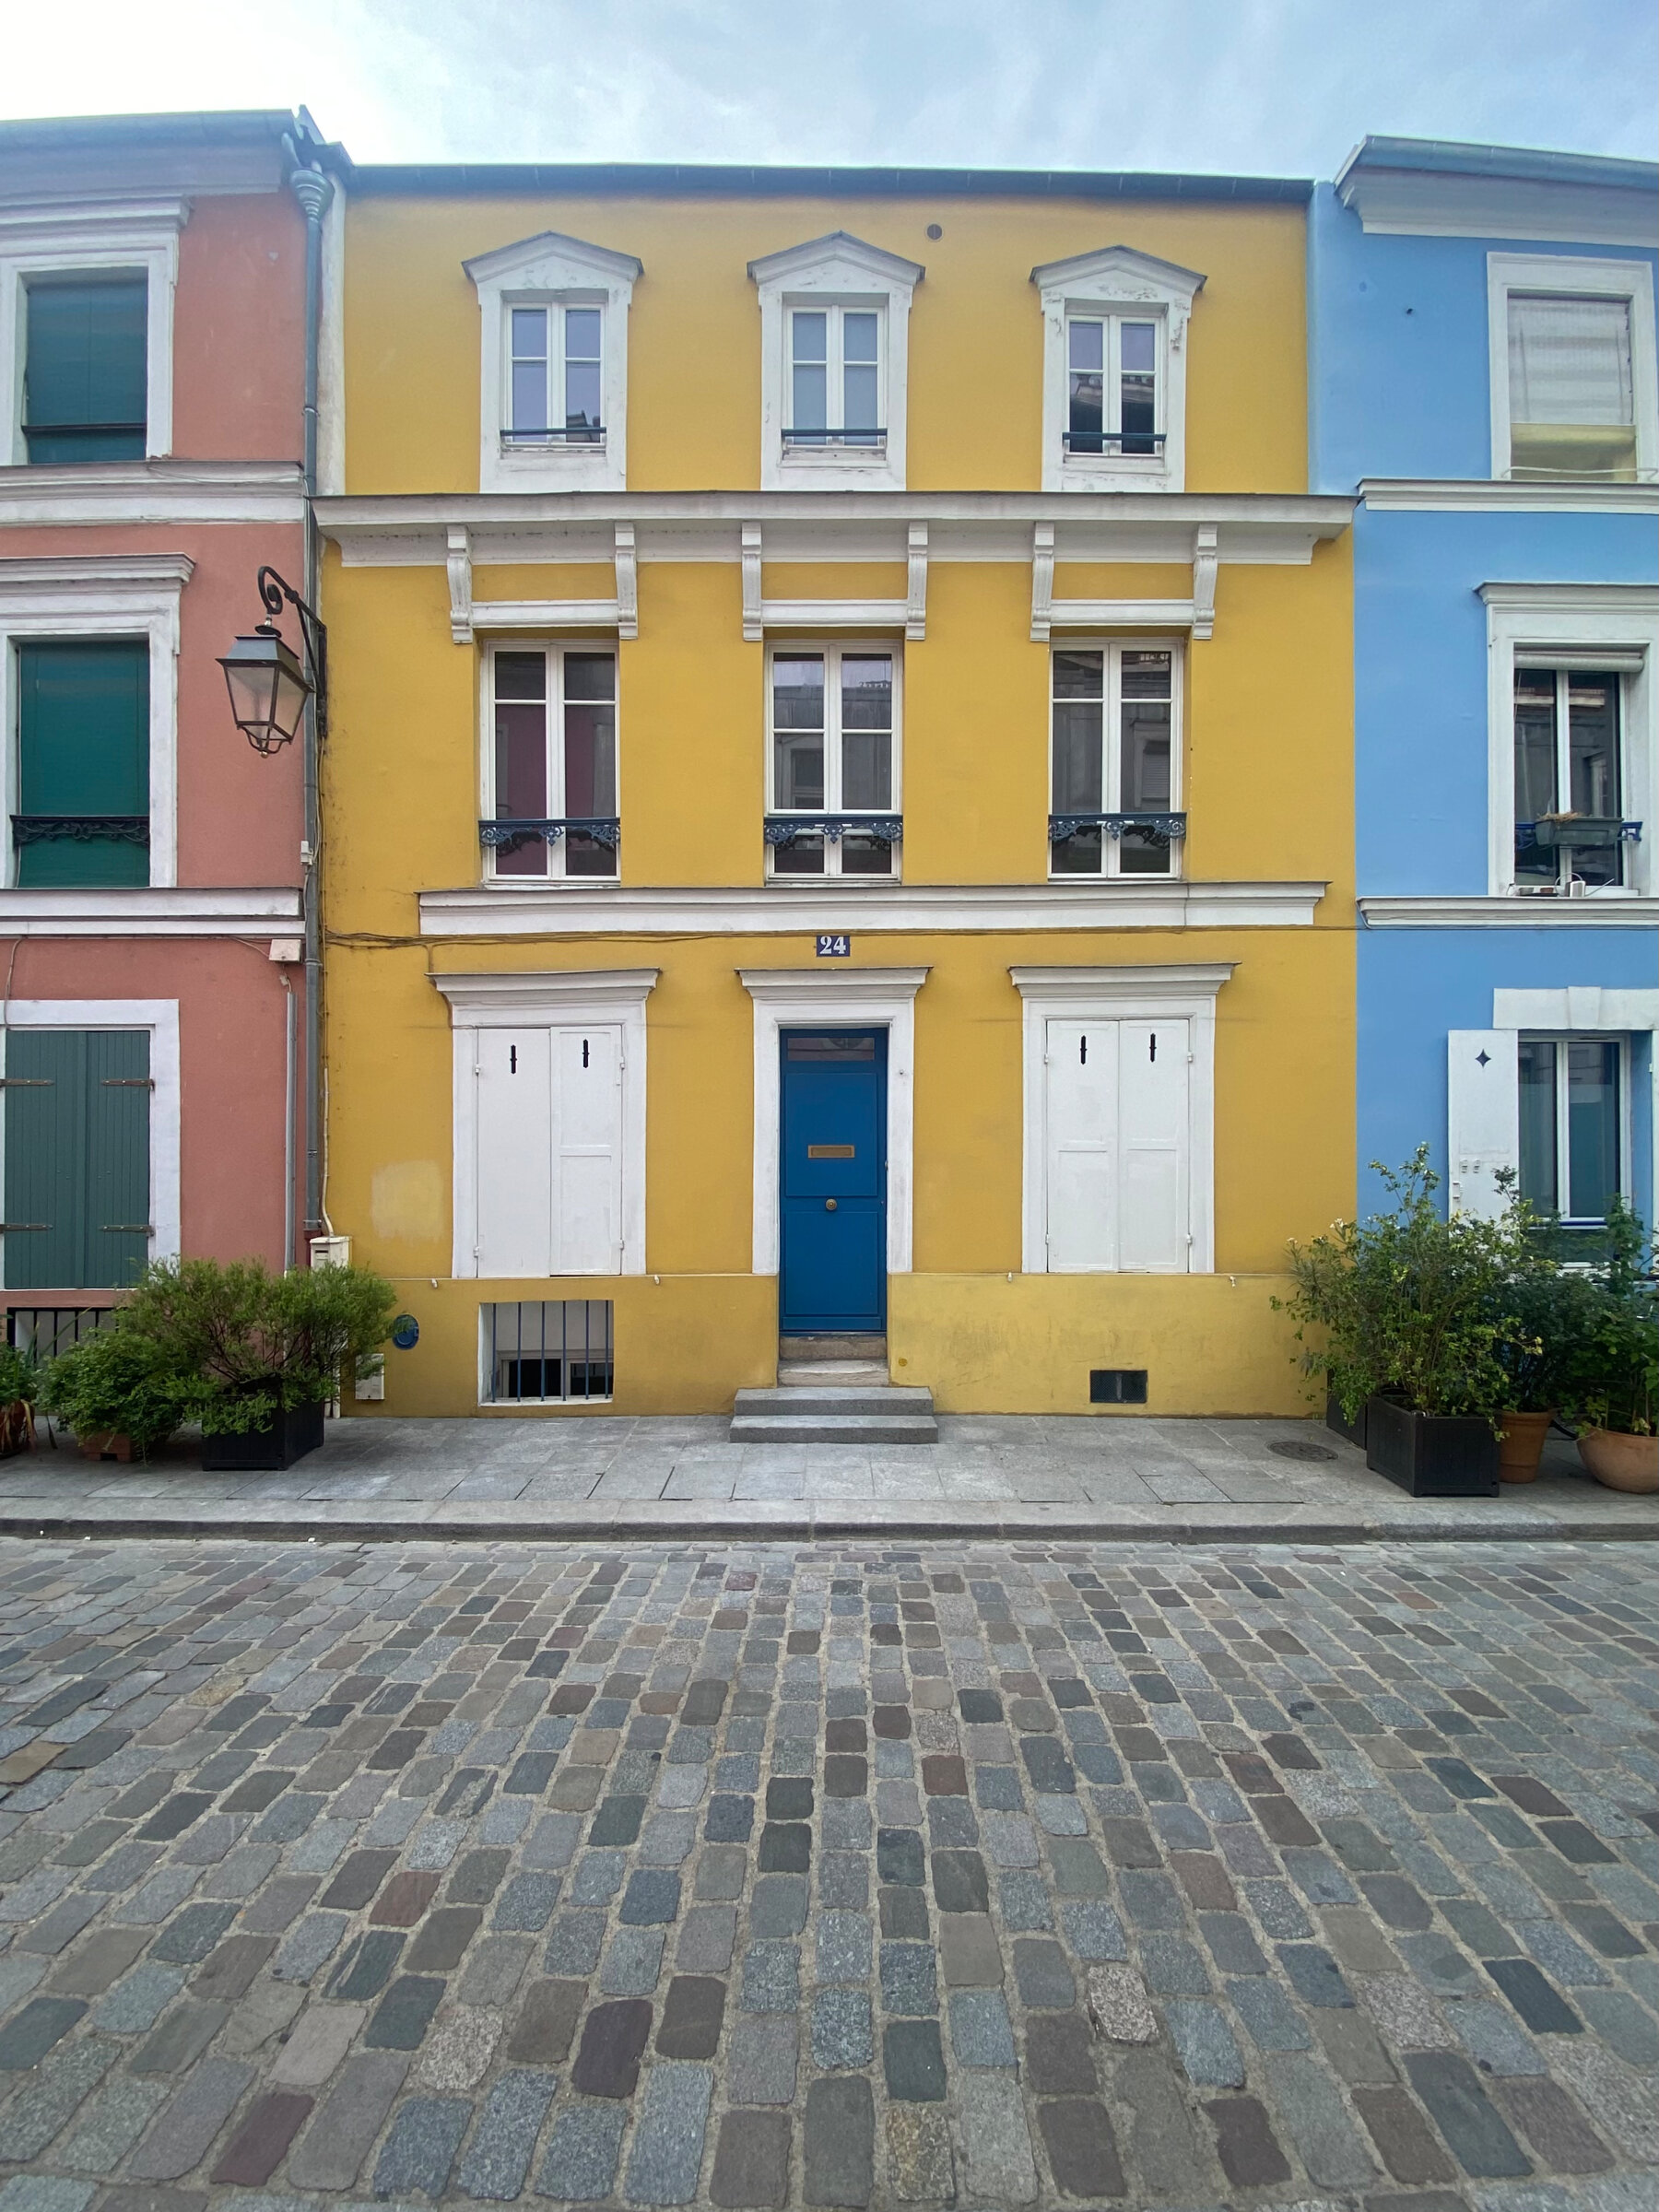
[1031,244,1205,493]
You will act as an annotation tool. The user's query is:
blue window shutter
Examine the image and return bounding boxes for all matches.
[16,641,149,888]
[22,276,147,463]
[3,1030,149,1289]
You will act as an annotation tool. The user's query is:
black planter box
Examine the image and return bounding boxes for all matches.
[200,1399,326,1471]
[1326,1394,1367,1450]
[1364,1395,1499,1498]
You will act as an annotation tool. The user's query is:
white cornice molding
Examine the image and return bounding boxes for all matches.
[0,197,190,247]
[738,964,929,1000]
[0,553,194,594]
[1335,168,1657,247]
[1009,962,1235,1000]
[1493,985,1658,1031]
[418,879,1327,938]
[1359,895,1659,928]
[431,967,659,1019]
[0,459,305,528]
[1360,477,1659,514]
[0,887,300,936]
[1477,581,1659,615]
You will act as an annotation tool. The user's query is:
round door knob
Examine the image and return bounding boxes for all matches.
[825,1198,838,1211]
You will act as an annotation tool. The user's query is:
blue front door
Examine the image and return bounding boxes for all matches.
[780,1030,887,1334]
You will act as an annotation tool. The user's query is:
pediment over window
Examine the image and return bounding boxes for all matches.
[747,230,924,292]
[1031,245,1206,494]
[749,234,923,492]
[464,229,643,291]
[1030,243,1206,309]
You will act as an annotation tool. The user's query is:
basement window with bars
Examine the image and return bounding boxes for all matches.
[481,1299,614,1405]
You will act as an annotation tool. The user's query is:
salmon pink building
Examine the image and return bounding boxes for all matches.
[0,111,331,1344]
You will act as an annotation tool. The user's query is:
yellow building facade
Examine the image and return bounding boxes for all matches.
[316,166,1354,1419]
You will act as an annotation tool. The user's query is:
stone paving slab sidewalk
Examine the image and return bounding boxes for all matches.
[0,1535,1656,2212]
[0,1416,1653,1543]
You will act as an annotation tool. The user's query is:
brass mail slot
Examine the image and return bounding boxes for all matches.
[807,1144,855,1159]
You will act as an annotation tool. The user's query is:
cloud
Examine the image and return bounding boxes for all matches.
[2,0,1653,171]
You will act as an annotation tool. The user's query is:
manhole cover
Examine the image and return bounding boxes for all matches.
[1270,1439,1337,1462]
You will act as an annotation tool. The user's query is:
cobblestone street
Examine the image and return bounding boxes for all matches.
[0,1535,1656,2211]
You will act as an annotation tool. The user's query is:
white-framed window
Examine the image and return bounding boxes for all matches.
[0,202,184,466]
[787,304,884,451]
[1488,254,1657,484]
[506,301,604,448]
[433,968,657,1281]
[1013,964,1230,1276]
[767,642,900,879]
[1480,583,1656,900]
[481,642,618,884]
[464,229,641,494]
[1031,245,1204,493]
[1050,641,1182,878]
[749,232,923,491]
[1518,1033,1628,1227]
[0,554,189,892]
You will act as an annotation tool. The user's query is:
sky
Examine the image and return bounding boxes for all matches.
[3,0,1654,175]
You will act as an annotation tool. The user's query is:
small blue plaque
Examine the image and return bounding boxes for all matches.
[391,1313,420,1350]
[816,934,852,958]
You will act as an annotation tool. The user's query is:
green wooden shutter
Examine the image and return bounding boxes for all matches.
[22,276,147,463]
[3,1030,150,1289]
[16,641,149,888]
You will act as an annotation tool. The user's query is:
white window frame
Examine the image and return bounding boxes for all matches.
[1031,245,1204,494]
[503,300,606,448]
[0,201,184,466]
[1012,964,1230,1275]
[1048,638,1184,880]
[465,229,641,495]
[1487,253,1658,485]
[0,997,181,1273]
[432,969,656,1281]
[1480,582,1658,900]
[1516,1030,1632,1227]
[749,232,923,492]
[765,639,901,881]
[739,966,926,1277]
[0,555,190,891]
[785,301,886,449]
[479,641,619,887]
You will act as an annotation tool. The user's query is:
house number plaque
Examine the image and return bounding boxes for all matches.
[816,934,852,957]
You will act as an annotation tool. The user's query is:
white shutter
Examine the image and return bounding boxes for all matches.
[1045,1020,1119,1271]
[1447,1030,1519,1219]
[551,1026,622,1275]
[476,1029,552,1276]
[1119,1018,1190,1272]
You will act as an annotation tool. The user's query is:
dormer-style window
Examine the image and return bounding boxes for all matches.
[465,229,642,494]
[1032,245,1205,493]
[1487,256,1657,485]
[749,232,923,491]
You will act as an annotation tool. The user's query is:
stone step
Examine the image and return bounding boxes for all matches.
[729,1412,940,1445]
[778,1359,890,1388]
[780,1334,887,1362]
[738,1385,934,1417]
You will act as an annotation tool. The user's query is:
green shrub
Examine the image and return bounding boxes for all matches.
[0,1343,40,1406]
[1277,1147,1536,1430]
[1557,1199,1658,1436]
[117,1257,399,1435]
[40,1329,193,1455]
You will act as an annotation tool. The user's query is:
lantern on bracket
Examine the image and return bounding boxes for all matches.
[220,566,328,755]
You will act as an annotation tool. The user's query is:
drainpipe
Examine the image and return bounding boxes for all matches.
[284,136,334,1248]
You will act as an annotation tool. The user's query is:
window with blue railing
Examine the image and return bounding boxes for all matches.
[483,644,618,880]
[1050,644,1183,878]
[766,644,900,879]
[1512,665,1639,892]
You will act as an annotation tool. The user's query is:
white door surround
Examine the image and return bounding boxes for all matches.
[738,967,928,1278]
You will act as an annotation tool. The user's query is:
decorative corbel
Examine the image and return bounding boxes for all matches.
[741,524,764,642]
[905,524,928,641]
[447,525,473,645]
[1192,523,1218,641]
[1030,523,1055,644]
[614,524,638,641]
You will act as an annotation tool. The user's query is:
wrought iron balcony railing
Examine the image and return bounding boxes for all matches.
[11,814,150,847]
[764,813,903,848]
[1050,810,1185,844]
[1062,429,1166,456]
[782,427,888,448]
[479,817,620,852]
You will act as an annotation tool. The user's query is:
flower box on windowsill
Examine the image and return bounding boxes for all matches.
[1363,1395,1500,1499]
[1520,816,1641,850]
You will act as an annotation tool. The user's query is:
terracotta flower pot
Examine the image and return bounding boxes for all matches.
[77,1430,135,1464]
[1497,1409,1554,1483]
[1578,1429,1659,1494]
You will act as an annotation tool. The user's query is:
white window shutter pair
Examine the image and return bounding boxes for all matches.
[475,1026,623,1276]
[1446,1030,1518,1219]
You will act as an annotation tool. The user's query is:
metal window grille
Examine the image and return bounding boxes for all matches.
[6,1306,116,1361]
[481,1300,614,1406]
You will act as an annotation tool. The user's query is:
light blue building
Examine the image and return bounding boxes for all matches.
[1311,136,1657,1236]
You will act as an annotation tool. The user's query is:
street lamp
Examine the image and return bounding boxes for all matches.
[220,566,327,755]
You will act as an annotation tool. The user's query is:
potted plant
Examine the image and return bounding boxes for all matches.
[0,1343,38,1456]
[40,1327,193,1462]
[1561,1201,1657,1495]
[1489,1240,1603,1483]
[1280,1149,1531,1498]
[118,1256,398,1470]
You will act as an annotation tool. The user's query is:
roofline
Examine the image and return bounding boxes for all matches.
[1335,134,1657,199]
[0,109,323,153]
[340,160,1311,204]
